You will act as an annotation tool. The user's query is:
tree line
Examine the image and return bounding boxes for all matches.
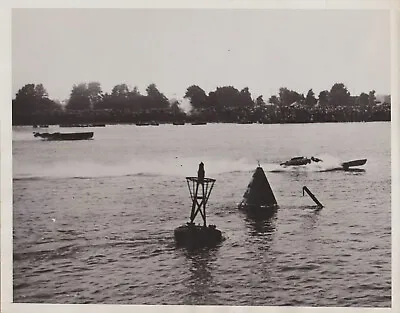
[12,82,391,125]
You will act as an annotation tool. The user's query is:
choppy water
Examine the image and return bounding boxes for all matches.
[13,122,391,307]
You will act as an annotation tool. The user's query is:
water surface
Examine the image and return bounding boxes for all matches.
[13,122,391,306]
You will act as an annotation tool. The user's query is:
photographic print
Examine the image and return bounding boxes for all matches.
[9,5,393,309]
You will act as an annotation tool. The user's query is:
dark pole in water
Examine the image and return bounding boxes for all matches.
[302,186,323,209]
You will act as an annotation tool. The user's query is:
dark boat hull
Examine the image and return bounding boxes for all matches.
[34,132,94,141]
[280,157,311,166]
[341,159,367,169]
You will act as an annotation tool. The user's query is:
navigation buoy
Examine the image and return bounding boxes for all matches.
[174,163,223,248]
[239,165,278,217]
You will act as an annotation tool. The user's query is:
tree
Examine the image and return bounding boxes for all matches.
[132,86,141,96]
[305,89,317,107]
[207,91,218,108]
[13,83,59,114]
[318,90,330,106]
[239,87,254,109]
[268,95,279,105]
[278,87,290,106]
[87,82,103,109]
[111,83,130,98]
[278,87,303,106]
[34,84,48,99]
[98,84,142,110]
[212,86,242,109]
[15,84,35,100]
[184,85,208,111]
[329,83,350,106]
[383,95,391,105]
[368,90,376,106]
[66,83,91,110]
[256,95,266,107]
[146,83,169,109]
[358,92,369,107]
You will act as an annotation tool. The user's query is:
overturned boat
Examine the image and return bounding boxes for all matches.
[239,165,278,217]
[280,156,311,166]
[33,132,94,141]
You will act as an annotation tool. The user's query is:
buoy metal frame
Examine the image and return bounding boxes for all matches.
[185,176,216,226]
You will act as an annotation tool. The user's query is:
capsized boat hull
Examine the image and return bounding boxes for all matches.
[280,156,311,166]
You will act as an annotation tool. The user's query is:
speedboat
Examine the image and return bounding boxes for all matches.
[341,159,367,169]
[280,156,311,166]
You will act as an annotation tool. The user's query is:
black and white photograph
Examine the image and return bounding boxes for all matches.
[2,1,399,312]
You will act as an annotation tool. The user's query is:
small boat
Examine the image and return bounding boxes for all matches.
[136,122,150,126]
[341,159,367,169]
[191,122,207,125]
[33,132,94,141]
[280,156,311,166]
[173,121,185,125]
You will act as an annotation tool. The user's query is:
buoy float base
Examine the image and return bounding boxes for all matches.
[174,223,222,248]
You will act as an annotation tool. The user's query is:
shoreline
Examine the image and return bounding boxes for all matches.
[12,120,391,128]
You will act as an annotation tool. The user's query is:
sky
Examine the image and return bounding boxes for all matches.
[12,9,391,101]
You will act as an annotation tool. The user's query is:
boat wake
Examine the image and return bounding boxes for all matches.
[13,156,257,180]
[13,154,364,181]
[264,154,349,173]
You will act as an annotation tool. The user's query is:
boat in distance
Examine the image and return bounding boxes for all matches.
[33,132,94,141]
[191,122,207,125]
[59,123,105,127]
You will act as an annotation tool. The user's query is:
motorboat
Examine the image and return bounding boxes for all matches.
[341,159,367,169]
[33,132,94,141]
[280,156,311,166]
